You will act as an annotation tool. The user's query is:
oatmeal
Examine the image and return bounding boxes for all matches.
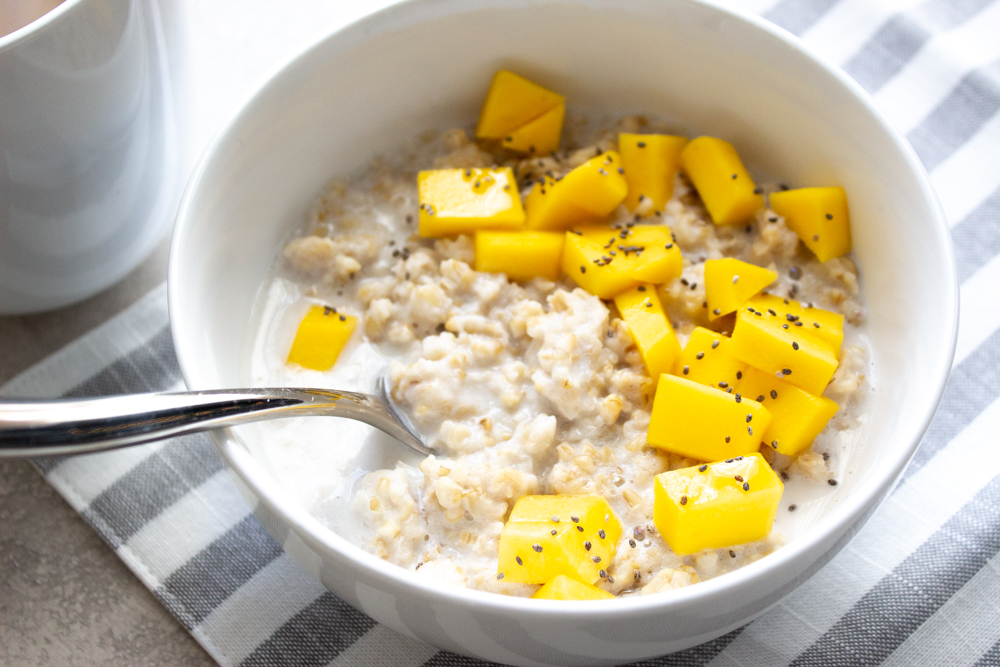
[248,73,871,599]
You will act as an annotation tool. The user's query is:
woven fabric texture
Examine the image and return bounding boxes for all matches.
[4,0,1000,664]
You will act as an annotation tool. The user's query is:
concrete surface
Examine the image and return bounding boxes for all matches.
[0,238,216,666]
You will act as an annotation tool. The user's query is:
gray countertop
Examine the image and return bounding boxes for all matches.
[0,239,215,666]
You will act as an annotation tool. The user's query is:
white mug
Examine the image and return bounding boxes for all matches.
[0,0,177,314]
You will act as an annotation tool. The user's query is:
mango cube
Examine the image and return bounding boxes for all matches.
[614,285,681,384]
[653,453,783,555]
[704,258,777,319]
[498,495,622,584]
[502,102,565,156]
[737,364,839,456]
[618,133,688,213]
[769,187,851,262]
[730,307,839,395]
[525,152,628,230]
[680,137,763,226]
[674,326,745,387]
[562,225,682,299]
[418,167,525,238]
[745,294,844,357]
[532,575,616,601]
[476,70,565,141]
[474,230,564,281]
[647,374,771,461]
[286,305,357,371]
[674,328,838,456]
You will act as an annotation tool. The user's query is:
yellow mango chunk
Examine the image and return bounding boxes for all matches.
[704,258,777,319]
[770,187,851,262]
[525,152,628,230]
[618,133,688,213]
[674,328,838,456]
[474,230,564,281]
[674,326,745,388]
[498,495,622,585]
[562,225,682,299]
[680,137,763,226]
[737,364,839,457]
[745,294,844,357]
[654,453,783,555]
[502,102,565,156]
[647,374,771,461]
[286,305,357,371]
[730,307,839,395]
[418,168,525,238]
[532,575,615,601]
[476,70,565,140]
[614,285,681,384]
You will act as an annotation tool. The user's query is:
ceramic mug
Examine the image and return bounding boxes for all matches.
[0,0,177,314]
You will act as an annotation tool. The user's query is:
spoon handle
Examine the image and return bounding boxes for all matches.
[0,387,430,458]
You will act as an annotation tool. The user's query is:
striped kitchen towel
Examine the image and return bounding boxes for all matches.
[5,0,1000,664]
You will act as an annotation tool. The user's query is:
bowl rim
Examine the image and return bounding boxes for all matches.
[168,0,959,620]
[0,0,88,52]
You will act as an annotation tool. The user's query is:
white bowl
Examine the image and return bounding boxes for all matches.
[168,0,958,664]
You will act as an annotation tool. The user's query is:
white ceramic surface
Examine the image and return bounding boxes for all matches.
[0,0,178,314]
[168,0,958,664]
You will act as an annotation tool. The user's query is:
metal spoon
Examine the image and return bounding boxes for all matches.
[0,376,430,458]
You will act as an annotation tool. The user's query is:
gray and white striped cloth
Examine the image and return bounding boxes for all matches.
[5,0,1000,663]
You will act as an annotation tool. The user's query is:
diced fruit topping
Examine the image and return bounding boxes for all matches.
[745,294,844,357]
[769,186,851,262]
[474,230,564,281]
[286,305,357,371]
[497,495,622,584]
[502,102,565,156]
[730,307,839,395]
[418,167,525,237]
[673,326,745,387]
[562,225,682,298]
[618,133,688,213]
[476,70,565,145]
[737,364,839,457]
[653,453,783,555]
[674,328,839,457]
[703,258,777,319]
[532,575,615,601]
[680,137,763,226]
[647,374,771,461]
[525,151,628,230]
[614,284,681,384]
